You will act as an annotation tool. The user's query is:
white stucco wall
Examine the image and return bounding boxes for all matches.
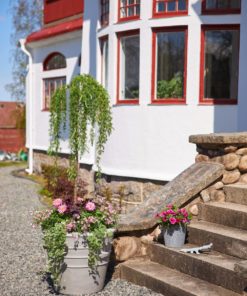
[28,0,246,182]
[92,0,242,180]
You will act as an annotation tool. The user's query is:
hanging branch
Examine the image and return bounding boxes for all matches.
[49,74,113,205]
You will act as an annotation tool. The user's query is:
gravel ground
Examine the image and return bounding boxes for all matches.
[0,166,162,296]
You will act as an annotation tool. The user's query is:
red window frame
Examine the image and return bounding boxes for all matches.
[43,52,66,71]
[118,0,140,22]
[116,30,140,105]
[151,26,188,105]
[153,0,188,18]
[43,77,66,111]
[199,24,240,105]
[201,0,241,15]
[101,0,109,27]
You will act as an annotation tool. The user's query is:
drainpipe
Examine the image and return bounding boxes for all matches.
[20,39,33,174]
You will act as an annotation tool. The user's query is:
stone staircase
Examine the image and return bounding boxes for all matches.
[119,184,247,296]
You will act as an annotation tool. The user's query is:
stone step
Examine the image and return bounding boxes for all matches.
[198,202,247,230]
[188,221,247,259]
[224,184,247,206]
[147,242,246,293]
[120,259,241,296]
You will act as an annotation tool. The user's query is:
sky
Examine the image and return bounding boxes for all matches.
[0,1,13,101]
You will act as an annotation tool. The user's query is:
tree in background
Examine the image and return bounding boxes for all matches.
[5,0,43,101]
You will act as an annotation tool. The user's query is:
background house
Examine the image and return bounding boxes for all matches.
[23,0,247,207]
[0,102,25,153]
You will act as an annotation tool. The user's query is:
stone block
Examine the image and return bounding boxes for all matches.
[236,148,247,156]
[239,155,247,173]
[224,145,238,153]
[222,169,240,185]
[195,154,210,163]
[223,153,240,170]
[210,189,226,202]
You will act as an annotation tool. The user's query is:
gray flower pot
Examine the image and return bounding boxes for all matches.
[163,224,186,248]
[60,231,114,296]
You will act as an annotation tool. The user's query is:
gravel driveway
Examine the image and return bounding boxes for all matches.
[0,166,162,296]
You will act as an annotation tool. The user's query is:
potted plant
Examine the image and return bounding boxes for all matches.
[34,74,114,294]
[33,193,119,295]
[156,204,192,248]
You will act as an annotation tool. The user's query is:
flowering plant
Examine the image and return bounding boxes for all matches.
[156,204,191,227]
[33,194,119,285]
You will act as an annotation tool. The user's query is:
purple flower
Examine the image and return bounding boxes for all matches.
[85,201,96,212]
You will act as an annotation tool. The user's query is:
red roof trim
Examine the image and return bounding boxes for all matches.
[26,17,83,43]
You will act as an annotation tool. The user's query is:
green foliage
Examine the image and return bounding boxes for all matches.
[43,223,66,286]
[41,211,69,231]
[49,74,113,181]
[86,224,107,269]
[48,85,67,157]
[157,73,183,99]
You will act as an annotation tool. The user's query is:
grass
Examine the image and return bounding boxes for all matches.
[12,167,53,207]
[0,161,27,168]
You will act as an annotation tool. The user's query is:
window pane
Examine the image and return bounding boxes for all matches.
[230,0,241,8]
[217,0,228,8]
[206,0,217,9]
[101,39,109,89]
[44,77,66,109]
[120,35,140,100]
[156,31,185,99]
[157,2,165,12]
[167,1,176,11]
[45,53,66,70]
[204,30,239,100]
[178,0,186,10]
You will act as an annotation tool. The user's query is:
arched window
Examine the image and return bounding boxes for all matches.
[43,52,66,71]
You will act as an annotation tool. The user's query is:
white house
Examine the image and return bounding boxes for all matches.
[23,0,247,193]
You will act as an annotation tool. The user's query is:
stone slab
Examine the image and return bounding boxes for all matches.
[147,243,246,293]
[120,260,240,296]
[117,162,224,232]
[189,132,247,145]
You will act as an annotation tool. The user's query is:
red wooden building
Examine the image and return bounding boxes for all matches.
[0,102,25,153]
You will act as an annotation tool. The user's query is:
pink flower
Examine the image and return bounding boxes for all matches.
[66,222,75,232]
[53,198,63,208]
[180,208,188,217]
[169,217,177,225]
[85,201,96,212]
[87,216,96,224]
[58,204,67,214]
[166,204,173,208]
[162,217,167,222]
[166,209,175,215]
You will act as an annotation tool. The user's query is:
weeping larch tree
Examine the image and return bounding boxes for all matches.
[49,74,113,203]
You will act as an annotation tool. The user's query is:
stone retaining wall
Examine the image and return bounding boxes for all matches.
[190,132,247,204]
[33,150,165,211]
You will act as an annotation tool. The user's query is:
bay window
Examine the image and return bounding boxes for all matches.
[117,31,140,103]
[152,27,187,104]
[200,25,240,104]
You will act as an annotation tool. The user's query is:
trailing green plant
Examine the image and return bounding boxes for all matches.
[43,223,66,286]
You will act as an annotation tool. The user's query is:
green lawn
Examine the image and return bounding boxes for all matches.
[0,161,27,168]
